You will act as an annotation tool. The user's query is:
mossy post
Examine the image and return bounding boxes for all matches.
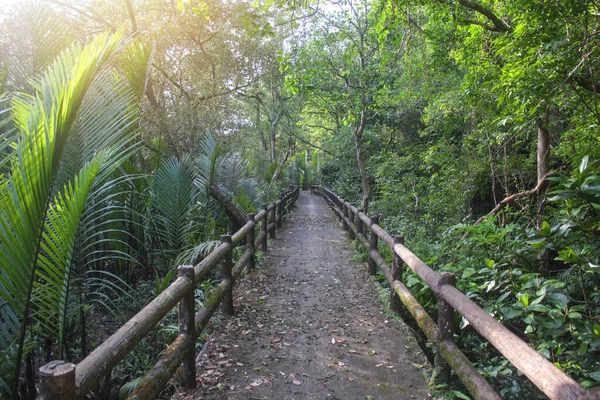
[436,272,456,384]
[261,204,268,252]
[390,236,404,313]
[348,208,355,237]
[247,214,256,269]
[342,201,349,231]
[220,235,234,315]
[357,208,364,238]
[270,204,276,239]
[178,265,196,389]
[38,361,76,400]
[277,196,283,228]
[368,215,380,275]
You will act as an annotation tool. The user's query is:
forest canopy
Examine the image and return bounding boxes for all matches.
[0,0,599,398]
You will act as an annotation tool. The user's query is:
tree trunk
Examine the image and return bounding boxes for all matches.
[269,124,277,163]
[537,112,550,189]
[354,111,370,214]
[537,110,550,276]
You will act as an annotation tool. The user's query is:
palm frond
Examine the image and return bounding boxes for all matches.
[216,152,248,196]
[195,132,220,195]
[0,27,128,395]
[152,155,197,267]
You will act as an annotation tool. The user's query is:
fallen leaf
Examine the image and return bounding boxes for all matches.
[375,363,383,368]
[348,377,355,382]
[348,350,358,354]
[250,379,262,387]
[241,330,251,335]
[331,338,336,344]
[331,329,339,333]
[257,324,264,328]
[293,380,301,385]
[273,338,282,343]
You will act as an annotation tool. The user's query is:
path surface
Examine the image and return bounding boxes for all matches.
[174,192,430,400]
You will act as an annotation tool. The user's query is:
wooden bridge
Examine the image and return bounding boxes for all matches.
[38,187,598,400]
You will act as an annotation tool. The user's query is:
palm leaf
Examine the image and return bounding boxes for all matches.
[0,27,128,396]
[152,155,197,267]
[195,132,220,196]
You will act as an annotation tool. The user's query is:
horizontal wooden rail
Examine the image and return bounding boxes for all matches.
[313,185,594,400]
[37,186,299,400]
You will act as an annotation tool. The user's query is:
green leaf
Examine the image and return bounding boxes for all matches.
[580,155,589,173]
[462,267,476,278]
[540,221,551,236]
[452,390,471,400]
[519,293,529,308]
[594,324,600,336]
[590,371,600,382]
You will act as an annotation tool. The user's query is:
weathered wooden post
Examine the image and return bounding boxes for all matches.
[348,208,356,239]
[368,215,380,275]
[261,204,268,252]
[342,200,349,231]
[247,213,255,269]
[38,361,77,400]
[178,265,196,389]
[221,235,234,315]
[436,272,456,383]
[356,208,364,238]
[277,196,283,228]
[270,203,276,239]
[390,236,404,313]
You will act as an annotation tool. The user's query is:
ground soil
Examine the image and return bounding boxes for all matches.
[173,191,430,400]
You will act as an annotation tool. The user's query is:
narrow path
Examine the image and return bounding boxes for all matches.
[175,192,429,400]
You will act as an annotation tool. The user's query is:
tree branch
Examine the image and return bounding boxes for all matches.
[473,173,555,226]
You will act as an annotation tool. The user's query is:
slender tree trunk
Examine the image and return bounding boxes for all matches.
[537,110,550,276]
[537,112,550,190]
[255,101,267,152]
[354,111,370,214]
[270,125,277,162]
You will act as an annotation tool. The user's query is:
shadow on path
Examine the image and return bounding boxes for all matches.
[174,191,429,400]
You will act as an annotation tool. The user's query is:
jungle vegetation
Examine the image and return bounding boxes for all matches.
[0,0,599,398]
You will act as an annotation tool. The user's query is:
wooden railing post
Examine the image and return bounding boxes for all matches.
[390,236,404,313]
[348,207,356,240]
[261,204,268,252]
[436,272,456,383]
[277,196,283,228]
[270,203,276,239]
[368,215,380,275]
[38,361,76,400]
[247,213,255,269]
[356,208,363,237]
[178,265,196,389]
[342,200,349,231]
[220,235,234,315]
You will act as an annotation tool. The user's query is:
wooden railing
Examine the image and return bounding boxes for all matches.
[37,187,300,400]
[313,185,598,400]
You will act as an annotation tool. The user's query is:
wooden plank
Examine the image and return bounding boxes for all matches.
[254,209,267,222]
[75,276,192,395]
[127,335,194,400]
[392,281,500,400]
[438,284,586,399]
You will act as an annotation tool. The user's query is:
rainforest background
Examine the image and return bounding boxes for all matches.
[0,0,599,398]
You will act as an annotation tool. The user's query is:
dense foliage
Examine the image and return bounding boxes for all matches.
[287,0,600,398]
[1,0,599,398]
